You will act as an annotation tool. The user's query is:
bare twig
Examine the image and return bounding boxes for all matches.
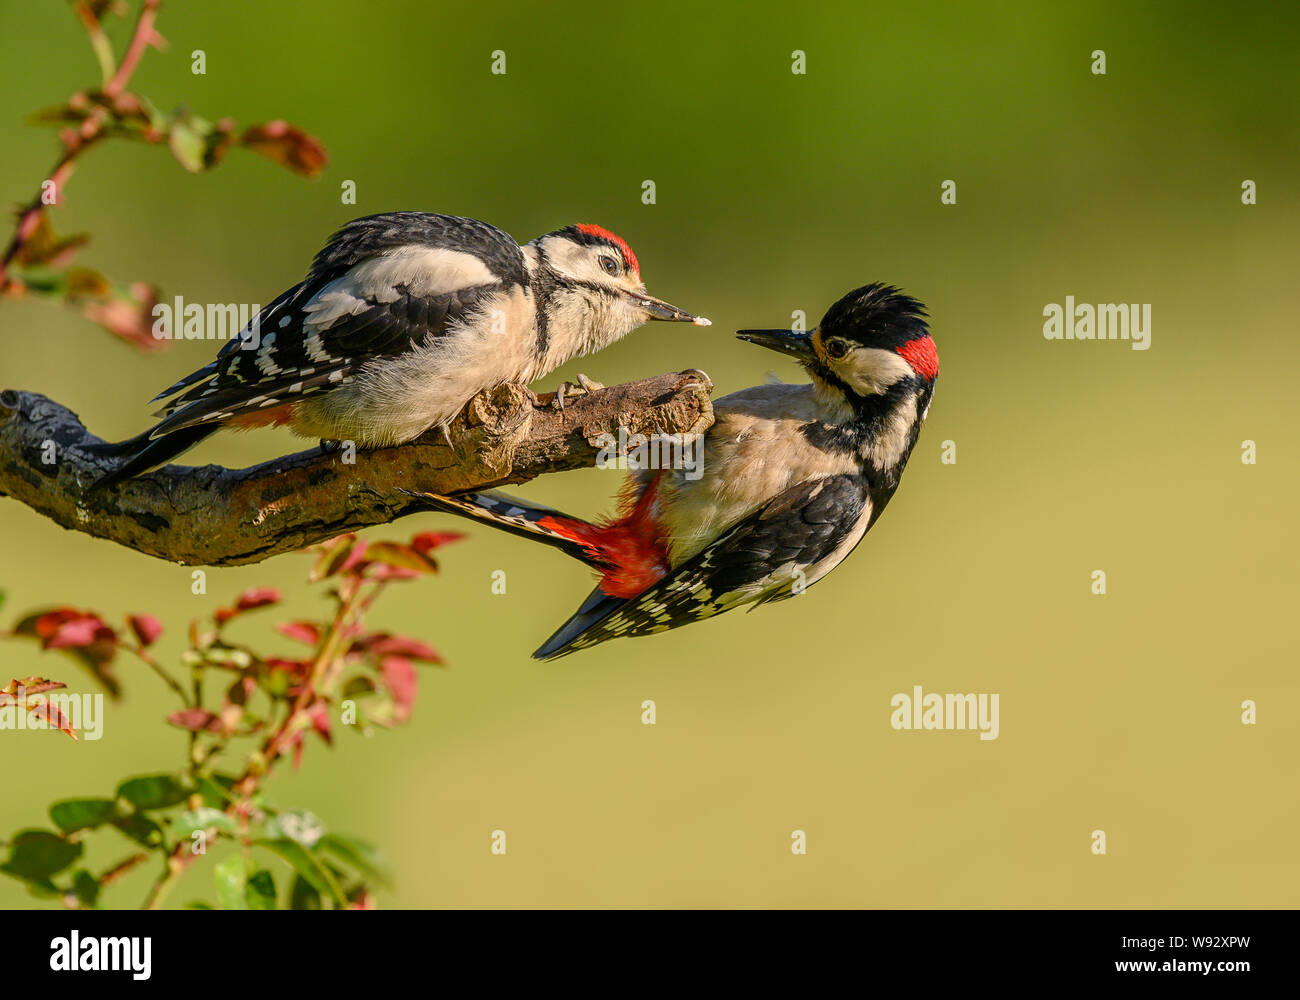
[0,0,163,284]
[123,641,190,706]
[100,852,150,887]
[0,372,715,566]
[104,0,163,98]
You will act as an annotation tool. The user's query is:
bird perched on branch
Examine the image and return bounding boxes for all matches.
[408,283,938,658]
[94,212,709,486]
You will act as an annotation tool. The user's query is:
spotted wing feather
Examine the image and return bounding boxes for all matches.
[535,475,870,659]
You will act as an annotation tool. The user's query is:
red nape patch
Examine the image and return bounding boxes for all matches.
[536,474,668,598]
[225,403,296,430]
[576,223,640,276]
[895,335,939,381]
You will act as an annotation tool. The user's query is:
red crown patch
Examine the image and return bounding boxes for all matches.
[576,223,639,275]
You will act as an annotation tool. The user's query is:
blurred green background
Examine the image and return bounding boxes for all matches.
[1,0,1297,908]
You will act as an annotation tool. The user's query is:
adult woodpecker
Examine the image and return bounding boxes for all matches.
[407,283,939,659]
[94,212,709,486]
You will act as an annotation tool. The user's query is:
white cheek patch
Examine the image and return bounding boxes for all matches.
[840,347,916,396]
[536,235,612,284]
[536,236,589,277]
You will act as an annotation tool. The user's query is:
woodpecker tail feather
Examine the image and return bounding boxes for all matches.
[532,587,629,661]
[148,360,220,405]
[88,424,220,490]
[398,489,604,567]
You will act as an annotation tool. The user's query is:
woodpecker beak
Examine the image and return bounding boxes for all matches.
[627,290,711,326]
[736,329,817,363]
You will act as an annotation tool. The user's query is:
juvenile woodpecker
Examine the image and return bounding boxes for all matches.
[95,212,709,485]
[407,283,939,659]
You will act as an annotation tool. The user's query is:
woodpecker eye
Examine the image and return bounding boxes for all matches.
[598,254,620,276]
[825,338,850,359]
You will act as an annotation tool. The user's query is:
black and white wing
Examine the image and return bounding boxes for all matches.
[144,212,526,436]
[534,474,872,659]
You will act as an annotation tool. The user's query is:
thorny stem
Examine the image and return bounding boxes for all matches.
[141,578,369,910]
[101,851,151,886]
[238,577,363,793]
[0,143,96,284]
[123,641,190,706]
[104,0,162,98]
[63,851,151,909]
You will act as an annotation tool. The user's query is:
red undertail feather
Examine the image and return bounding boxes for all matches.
[224,403,297,431]
[537,473,667,598]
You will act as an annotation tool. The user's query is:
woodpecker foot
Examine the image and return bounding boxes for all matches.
[551,374,605,411]
[436,421,454,449]
[318,439,341,456]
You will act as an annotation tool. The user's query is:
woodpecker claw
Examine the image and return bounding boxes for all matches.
[437,421,454,449]
[551,374,604,412]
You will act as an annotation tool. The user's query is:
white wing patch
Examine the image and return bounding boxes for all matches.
[305,246,498,331]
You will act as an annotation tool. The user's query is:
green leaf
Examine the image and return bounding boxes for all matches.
[185,900,215,909]
[341,676,377,700]
[363,541,438,575]
[289,874,321,910]
[214,853,247,911]
[117,774,189,810]
[0,830,82,884]
[318,833,392,889]
[309,534,359,582]
[71,869,100,908]
[50,798,117,834]
[111,814,165,849]
[65,267,112,300]
[246,869,276,910]
[26,879,65,900]
[168,116,212,174]
[255,838,345,906]
[262,670,291,698]
[172,808,238,839]
[195,777,231,809]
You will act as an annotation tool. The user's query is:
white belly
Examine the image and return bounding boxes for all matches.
[293,286,539,445]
